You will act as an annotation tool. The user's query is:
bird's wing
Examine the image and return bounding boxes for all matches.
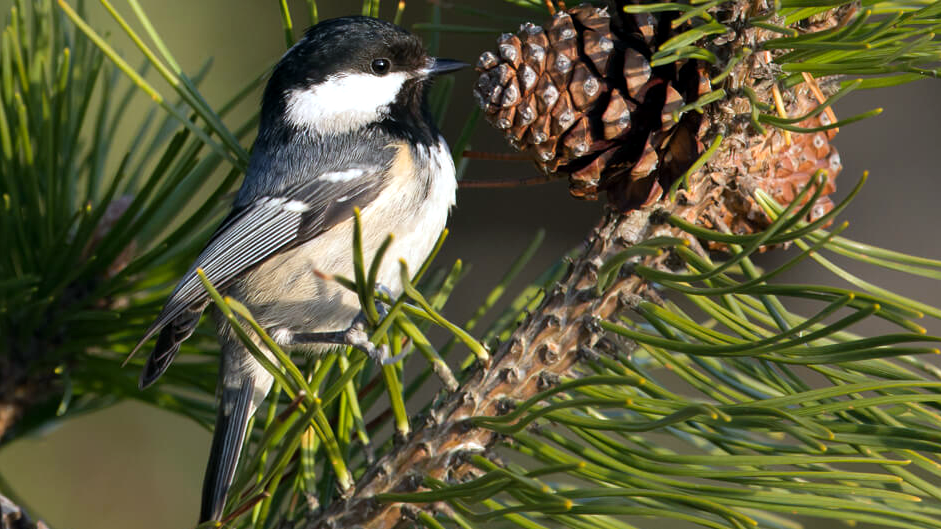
[131,167,385,356]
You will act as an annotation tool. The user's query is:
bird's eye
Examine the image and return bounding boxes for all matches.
[371,58,391,75]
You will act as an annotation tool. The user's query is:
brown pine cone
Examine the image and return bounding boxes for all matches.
[703,82,842,244]
[474,1,842,245]
[474,3,711,207]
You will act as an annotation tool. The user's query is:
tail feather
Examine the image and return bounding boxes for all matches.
[199,375,256,523]
[139,306,204,389]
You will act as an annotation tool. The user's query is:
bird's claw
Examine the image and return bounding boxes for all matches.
[345,320,404,365]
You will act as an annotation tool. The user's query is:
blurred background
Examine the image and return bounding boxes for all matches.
[0,1,939,528]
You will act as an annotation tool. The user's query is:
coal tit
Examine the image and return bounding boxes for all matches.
[131,16,465,523]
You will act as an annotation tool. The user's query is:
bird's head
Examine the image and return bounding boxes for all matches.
[260,16,465,139]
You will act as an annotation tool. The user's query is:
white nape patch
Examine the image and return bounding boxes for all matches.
[285,71,410,134]
[321,168,365,183]
[283,200,309,212]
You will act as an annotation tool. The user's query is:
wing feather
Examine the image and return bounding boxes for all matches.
[131,170,383,354]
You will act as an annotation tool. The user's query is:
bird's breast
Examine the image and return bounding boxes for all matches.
[233,138,456,335]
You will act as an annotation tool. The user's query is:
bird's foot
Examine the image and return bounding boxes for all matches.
[281,284,402,364]
[288,312,403,366]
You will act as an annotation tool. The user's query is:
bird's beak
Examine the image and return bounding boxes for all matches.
[427,57,469,75]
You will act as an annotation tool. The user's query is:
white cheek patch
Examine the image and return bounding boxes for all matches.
[285,72,410,135]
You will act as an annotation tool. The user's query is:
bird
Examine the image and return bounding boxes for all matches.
[130,16,465,523]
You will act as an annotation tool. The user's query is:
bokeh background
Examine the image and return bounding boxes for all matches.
[0,1,939,528]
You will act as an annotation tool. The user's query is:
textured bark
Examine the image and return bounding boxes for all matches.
[0,494,48,529]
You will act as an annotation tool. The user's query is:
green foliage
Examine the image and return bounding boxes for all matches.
[361,174,941,529]
[624,0,940,137]
[0,0,261,440]
[4,1,941,529]
[625,0,941,82]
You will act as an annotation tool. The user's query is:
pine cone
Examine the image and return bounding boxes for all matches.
[474,3,711,207]
[473,1,842,237]
[703,83,842,243]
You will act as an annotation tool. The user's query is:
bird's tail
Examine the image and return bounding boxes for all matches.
[199,374,257,524]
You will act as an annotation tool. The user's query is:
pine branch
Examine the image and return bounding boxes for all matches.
[307,204,696,528]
